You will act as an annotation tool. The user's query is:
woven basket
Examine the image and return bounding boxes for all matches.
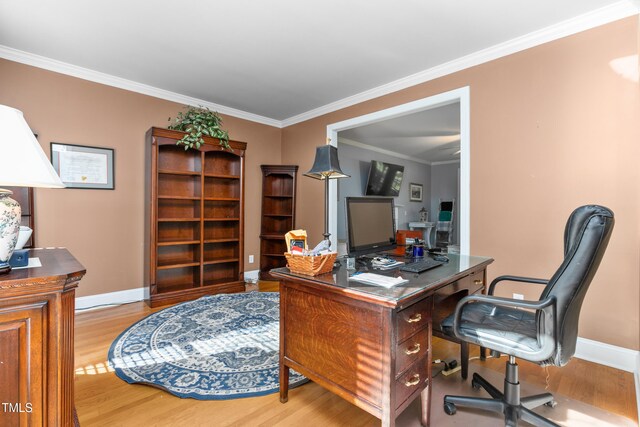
[285,252,337,276]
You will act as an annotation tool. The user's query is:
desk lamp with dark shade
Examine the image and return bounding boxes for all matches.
[303,143,349,247]
[0,105,65,273]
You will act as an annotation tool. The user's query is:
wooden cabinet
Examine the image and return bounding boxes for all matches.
[5,187,34,248]
[274,254,494,426]
[259,165,298,280]
[0,248,85,426]
[145,127,246,307]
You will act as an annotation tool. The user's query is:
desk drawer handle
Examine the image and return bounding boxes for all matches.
[404,374,420,387]
[405,343,421,355]
[474,279,483,286]
[407,313,422,323]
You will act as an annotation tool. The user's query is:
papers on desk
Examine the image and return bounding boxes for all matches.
[371,258,405,270]
[348,272,409,288]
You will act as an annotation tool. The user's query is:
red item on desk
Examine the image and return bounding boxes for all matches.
[394,230,423,256]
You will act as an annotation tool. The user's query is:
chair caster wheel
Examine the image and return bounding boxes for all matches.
[471,379,481,390]
[545,400,557,408]
[444,402,457,415]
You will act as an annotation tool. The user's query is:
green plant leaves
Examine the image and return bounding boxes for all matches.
[168,106,231,150]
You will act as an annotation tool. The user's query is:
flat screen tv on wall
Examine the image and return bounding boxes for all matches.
[365,160,404,197]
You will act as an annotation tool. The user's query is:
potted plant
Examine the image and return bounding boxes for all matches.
[168,106,230,150]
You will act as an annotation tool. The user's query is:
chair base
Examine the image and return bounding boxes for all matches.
[444,359,559,427]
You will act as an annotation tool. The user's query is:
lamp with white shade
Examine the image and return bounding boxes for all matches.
[0,105,64,273]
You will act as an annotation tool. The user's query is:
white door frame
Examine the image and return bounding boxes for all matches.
[326,86,471,254]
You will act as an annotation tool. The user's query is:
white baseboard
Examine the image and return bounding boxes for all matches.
[636,354,640,424]
[576,342,640,417]
[244,269,259,282]
[75,287,145,311]
[76,274,262,311]
[575,337,639,373]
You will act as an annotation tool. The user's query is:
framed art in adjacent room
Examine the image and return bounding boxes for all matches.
[409,183,423,202]
[50,143,115,189]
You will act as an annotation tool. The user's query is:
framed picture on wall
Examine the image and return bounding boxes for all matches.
[50,143,115,189]
[409,183,423,202]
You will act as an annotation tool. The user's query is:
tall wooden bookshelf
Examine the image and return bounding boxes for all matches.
[145,127,246,307]
[259,165,298,280]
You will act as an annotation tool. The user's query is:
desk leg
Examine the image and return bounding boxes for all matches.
[420,384,431,426]
[279,363,289,403]
[279,283,289,403]
[421,321,433,426]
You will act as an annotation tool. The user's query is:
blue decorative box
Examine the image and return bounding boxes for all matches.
[9,249,29,268]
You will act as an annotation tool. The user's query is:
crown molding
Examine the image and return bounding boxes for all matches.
[1,1,636,129]
[282,1,638,127]
[431,160,461,166]
[339,137,432,165]
[0,45,282,128]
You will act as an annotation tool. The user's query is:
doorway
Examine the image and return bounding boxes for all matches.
[326,87,470,254]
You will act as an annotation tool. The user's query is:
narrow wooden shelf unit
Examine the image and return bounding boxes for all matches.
[259,165,298,280]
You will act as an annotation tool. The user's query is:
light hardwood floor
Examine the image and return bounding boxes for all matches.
[74,284,638,426]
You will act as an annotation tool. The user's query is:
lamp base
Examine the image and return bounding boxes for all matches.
[0,189,21,275]
[0,262,11,274]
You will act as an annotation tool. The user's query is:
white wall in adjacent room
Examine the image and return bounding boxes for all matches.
[336,142,433,241]
[430,162,460,245]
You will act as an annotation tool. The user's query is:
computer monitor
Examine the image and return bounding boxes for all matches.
[345,197,397,257]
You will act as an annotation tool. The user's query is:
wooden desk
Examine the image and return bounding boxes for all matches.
[0,248,85,427]
[272,254,493,427]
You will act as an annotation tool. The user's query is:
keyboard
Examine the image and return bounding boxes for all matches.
[399,258,444,273]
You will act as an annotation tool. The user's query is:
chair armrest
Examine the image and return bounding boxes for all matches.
[452,294,557,362]
[454,294,555,313]
[488,275,549,295]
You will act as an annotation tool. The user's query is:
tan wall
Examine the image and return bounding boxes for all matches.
[0,59,282,297]
[282,17,640,350]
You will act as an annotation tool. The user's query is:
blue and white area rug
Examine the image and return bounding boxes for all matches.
[108,292,306,399]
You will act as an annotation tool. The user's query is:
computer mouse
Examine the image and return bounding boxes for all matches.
[433,255,449,262]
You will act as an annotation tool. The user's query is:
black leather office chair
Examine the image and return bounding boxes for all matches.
[441,205,614,426]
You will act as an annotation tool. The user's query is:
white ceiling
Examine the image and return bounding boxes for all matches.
[0,1,636,125]
[340,102,461,163]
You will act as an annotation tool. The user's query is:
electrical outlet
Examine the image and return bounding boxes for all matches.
[513,293,524,300]
[249,255,254,263]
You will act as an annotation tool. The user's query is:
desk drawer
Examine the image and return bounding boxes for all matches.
[395,328,429,377]
[395,357,429,408]
[396,297,431,343]
[467,270,485,294]
[433,270,485,305]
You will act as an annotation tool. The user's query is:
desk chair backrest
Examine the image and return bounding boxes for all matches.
[539,205,614,366]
